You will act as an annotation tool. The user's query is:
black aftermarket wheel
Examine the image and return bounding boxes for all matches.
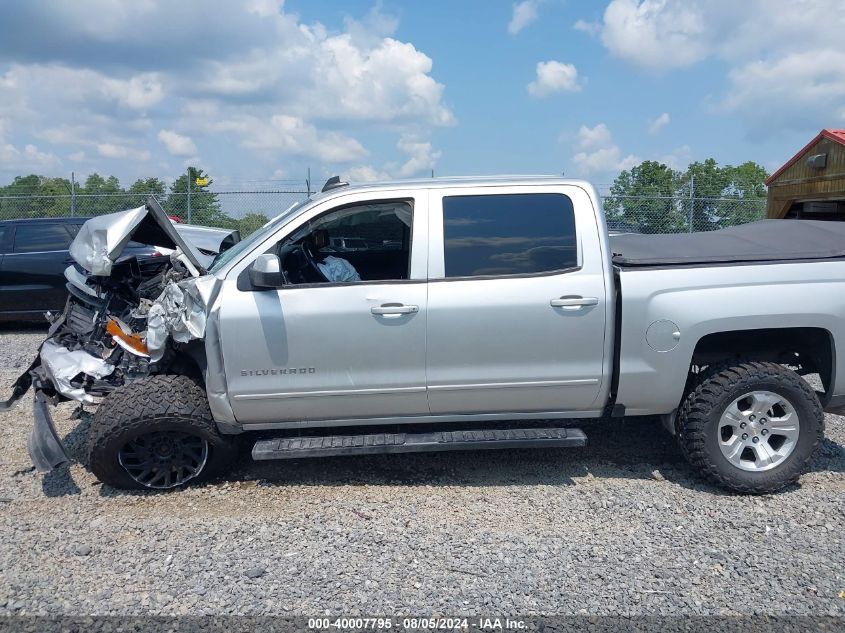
[88,375,236,490]
[676,361,823,494]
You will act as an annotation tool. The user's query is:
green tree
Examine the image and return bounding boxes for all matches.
[0,175,72,218]
[128,177,167,209]
[128,177,166,195]
[238,212,269,237]
[36,177,73,217]
[683,159,769,230]
[168,167,235,228]
[607,158,770,233]
[605,160,686,233]
[78,173,128,216]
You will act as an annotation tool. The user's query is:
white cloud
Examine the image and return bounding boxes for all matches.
[96,143,150,161]
[157,129,197,156]
[215,115,367,164]
[0,141,60,172]
[569,123,640,176]
[648,112,670,134]
[527,61,582,97]
[592,0,845,133]
[573,19,601,36]
[342,165,391,183]
[0,3,453,180]
[343,134,442,182]
[113,73,164,110]
[599,0,711,71]
[197,26,454,127]
[395,135,441,178]
[509,1,541,34]
[0,114,61,172]
[722,49,845,131]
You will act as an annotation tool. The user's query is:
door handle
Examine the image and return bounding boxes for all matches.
[550,296,599,308]
[371,303,419,316]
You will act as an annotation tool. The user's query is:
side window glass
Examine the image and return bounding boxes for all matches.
[442,193,577,278]
[278,200,413,285]
[13,224,75,253]
[0,226,7,252]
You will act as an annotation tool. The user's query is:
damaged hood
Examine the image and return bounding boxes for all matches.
[69,198,208,277]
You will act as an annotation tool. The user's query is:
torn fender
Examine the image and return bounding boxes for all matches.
[146,275,219,362]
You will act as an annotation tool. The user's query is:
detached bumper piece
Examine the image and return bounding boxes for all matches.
[28,391,70,473]
[252,426,587,460]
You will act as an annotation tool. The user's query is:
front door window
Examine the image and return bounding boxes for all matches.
[276,200,413,285]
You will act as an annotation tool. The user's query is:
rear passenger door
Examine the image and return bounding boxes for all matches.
[0,222,76,314]
[425,186,609,415]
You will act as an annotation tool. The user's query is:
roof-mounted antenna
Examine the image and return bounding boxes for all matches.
[321,176,349,192]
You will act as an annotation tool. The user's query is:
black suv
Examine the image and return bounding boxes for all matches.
[0,217,155,321]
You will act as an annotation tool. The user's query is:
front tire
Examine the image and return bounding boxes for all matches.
[88,375,236,490]
[676,361,823,494]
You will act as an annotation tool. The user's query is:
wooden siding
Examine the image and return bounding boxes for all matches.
[767,137,845,217]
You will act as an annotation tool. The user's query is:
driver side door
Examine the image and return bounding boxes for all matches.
[218,190,429,425]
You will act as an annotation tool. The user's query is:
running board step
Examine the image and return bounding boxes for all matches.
[252,427,587,460]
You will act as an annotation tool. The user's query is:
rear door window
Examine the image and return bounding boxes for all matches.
[13,223,75,253]
[442,193,577,278]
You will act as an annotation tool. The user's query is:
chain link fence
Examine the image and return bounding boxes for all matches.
[0,188,768,236]
[0,189,312,237]
[603,195,767,234]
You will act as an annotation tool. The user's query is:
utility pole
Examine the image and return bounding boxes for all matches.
[306,167,312,196]
[186,167,192,224]
[70,171,76,217]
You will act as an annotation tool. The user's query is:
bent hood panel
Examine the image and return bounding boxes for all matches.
[69,198,207,276]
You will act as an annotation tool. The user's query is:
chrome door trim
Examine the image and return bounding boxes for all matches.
[233,385,427,401]
[428,378,599,392]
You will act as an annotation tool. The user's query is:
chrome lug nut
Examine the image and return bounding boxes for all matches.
[749,415,756,421]
[760,418,767,424]
[742,433,748,440]
[740,422,747,429]
[761,429,768,436]
[752,436,759,443]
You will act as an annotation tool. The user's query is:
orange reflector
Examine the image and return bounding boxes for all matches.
[106,319,149,356]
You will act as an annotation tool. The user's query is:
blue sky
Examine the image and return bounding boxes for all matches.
[0,0,842,191]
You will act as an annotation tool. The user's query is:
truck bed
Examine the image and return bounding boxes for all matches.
[610,219,845,267]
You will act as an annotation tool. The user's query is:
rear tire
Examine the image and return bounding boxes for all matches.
[88,375,236,490]
[676,361,823,494]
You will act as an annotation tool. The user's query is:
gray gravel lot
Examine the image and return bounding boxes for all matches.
[0,326,843,617]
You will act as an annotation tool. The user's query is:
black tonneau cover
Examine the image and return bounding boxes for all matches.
[610,219,845,268]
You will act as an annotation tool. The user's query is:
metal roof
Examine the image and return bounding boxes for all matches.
[765,129,845,186]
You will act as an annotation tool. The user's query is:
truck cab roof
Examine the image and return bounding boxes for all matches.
[311,175,596,201]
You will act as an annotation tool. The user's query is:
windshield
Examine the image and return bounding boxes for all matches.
[208,199,310,273]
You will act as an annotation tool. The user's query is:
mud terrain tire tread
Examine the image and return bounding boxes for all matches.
[88,375,235,490]
[676,361,823,494]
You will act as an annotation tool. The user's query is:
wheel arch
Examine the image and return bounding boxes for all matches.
[690,326,835,405]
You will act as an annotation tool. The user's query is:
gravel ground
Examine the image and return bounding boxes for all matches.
[0,326,843,617]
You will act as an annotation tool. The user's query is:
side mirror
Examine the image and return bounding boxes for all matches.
[249,254,284,288]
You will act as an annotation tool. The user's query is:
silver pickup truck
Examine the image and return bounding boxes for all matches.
[4,176,845,494]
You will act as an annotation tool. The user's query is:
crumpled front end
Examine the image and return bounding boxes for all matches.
[1,198,229,472]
